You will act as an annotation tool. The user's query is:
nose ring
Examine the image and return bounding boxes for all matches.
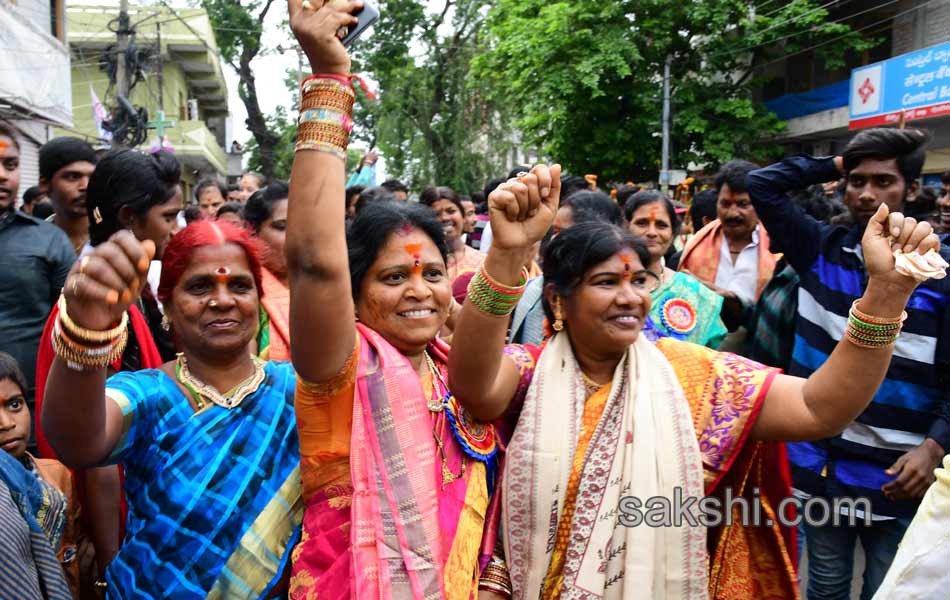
[209,299,218,307]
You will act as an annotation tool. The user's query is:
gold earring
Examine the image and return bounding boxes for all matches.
[553,298,564,332]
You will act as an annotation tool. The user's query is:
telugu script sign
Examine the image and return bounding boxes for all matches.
[849,42,950,130]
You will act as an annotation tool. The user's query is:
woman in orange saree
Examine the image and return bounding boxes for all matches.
[244,181,292,361]
[283,7,522,596]
[420,186,487,284]
[448,166,942,599]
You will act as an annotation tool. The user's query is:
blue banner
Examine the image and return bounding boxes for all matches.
[849,42,950,129]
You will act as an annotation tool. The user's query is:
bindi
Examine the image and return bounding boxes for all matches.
[404,243,423,275]
[0,140,8,154]
[648,205,658,226]
[618,253,633,280]
[215,266,231,284]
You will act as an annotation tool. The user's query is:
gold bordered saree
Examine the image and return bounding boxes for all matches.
[503,334,797,600]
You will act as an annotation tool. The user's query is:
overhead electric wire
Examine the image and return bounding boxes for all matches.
[754,0,937,70]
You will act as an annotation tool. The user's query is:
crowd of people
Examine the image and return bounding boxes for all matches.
[1,1,950,599]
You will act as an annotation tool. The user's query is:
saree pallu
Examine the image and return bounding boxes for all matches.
[659,338,798,600]
[0,450,71,600]
[448,245,486,284]
[259,268,291,362]
[291,325,523,599]
[102,362,302,599]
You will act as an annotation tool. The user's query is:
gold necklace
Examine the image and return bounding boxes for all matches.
[423,351,445,412]
[581,371,608,397]
[423,350,465,488]
[176,353,266,410]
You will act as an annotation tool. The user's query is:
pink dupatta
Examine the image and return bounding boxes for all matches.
[350,324,446,598]
[291,324,499,599]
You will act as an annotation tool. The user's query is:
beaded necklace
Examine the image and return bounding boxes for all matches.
[424,351,464,488]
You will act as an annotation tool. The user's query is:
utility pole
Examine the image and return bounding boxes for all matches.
[156,22,163,111]
[297,48,305,102]
[116,0,131,99]
[660,54,672,195]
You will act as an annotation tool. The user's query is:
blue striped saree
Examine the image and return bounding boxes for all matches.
[103,361,302,599]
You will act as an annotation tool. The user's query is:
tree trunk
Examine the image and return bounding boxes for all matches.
[238,45,279,179]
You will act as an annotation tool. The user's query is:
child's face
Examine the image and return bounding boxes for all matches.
[0,378,30,460]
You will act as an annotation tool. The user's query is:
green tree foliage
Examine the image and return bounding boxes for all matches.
[352,0,514,193]
[474,0,876,181]
[244,106,294,180]
[202,0,281,178]
[244,71,363,181]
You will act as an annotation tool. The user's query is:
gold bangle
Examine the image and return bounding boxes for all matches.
[57,294,129,344]
[54,321,116,356]
[53,327,127,371]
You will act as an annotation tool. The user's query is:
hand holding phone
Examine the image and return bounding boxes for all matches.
[289,0,361,74]
[340,0,379,47]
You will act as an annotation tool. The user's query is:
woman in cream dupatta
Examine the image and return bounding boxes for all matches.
[448,165,944,599]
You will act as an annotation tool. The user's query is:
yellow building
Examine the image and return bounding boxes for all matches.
[60,4,230,190]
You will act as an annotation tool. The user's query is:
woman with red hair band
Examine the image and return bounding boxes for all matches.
[40,219,302,598]
[34,148,181,589]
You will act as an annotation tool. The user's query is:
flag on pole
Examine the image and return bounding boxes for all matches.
[90,84,112,141]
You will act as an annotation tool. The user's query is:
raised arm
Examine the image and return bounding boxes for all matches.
[746,154,842,273]
[285,0,362,382]
[449,165,561,421]
[752,204,944,441]
[43,233,154,466]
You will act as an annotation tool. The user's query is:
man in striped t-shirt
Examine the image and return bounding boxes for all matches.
[747,128,950,600]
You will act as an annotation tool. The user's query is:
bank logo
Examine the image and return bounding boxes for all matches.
[852,65,882,115]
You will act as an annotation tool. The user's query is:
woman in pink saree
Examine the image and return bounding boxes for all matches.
[284,4,521,597]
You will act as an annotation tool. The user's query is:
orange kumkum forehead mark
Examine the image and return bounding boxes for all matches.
[404,243,423,274]
[618,252,633,279]
[648,205,658,225]
[215,266,231,284]
[0,140,8,153]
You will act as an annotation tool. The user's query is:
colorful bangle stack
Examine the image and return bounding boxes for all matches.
[846,299,907,349]
[478,557,512,598]
[53,294,129,371]
[296,74,356,159]
[467,265,529,318]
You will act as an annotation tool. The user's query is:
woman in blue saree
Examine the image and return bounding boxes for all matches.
[40,221,301,599]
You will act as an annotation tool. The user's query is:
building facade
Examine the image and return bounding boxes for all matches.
[60,4,230,194]
[0,0,72,198]
[762,0,950,183]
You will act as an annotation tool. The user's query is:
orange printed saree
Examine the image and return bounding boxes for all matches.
[503,334,797,600]
[259,268,291,362]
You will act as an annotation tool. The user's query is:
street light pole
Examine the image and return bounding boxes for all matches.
[660,54,672,194]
